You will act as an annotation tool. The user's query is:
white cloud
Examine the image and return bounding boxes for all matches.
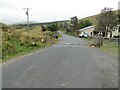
[0,0,119,24]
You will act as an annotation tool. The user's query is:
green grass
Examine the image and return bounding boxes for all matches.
[58,31,62,38]
[2,42,50,62]
[100,40,118,56]
[66,31,78,37]
[84,37,118,57]
[84,37,93,41]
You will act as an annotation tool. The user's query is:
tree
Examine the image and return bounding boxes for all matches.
[118,10,120,24]
[95,15,106,36]
[95,18,106,47]
[59,23,63,30]
[47,23,58,32]
[117,10,120,33]
[41,25,46,32]
[97,7,117,38]
[63,23,70,33]
[64,23,68,30]
[47,23,59,38]
[70,16,79,30]
[94,7,117,47]
[46,23,59,42]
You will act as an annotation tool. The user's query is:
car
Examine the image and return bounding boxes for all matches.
[79,32,90,38]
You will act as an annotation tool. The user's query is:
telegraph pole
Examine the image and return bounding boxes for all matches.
[23,8,31,30]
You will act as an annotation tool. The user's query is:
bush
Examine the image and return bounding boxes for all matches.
[78,20,92,29]
[2,41,17,59]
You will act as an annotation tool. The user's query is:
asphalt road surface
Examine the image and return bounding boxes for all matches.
[2,31,118,88]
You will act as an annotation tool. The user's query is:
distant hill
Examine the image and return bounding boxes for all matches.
[12,20,69,26]
[12,21,38,25]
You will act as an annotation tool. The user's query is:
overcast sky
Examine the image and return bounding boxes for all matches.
[0,0,119,24]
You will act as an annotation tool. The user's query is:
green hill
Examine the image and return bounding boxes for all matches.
[79,15,98,25]
[78,10,118,25]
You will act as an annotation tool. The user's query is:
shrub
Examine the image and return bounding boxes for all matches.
[2,41,17,59]
[78,20,92,29]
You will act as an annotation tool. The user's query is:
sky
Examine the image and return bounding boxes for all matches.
[0,0,119,24]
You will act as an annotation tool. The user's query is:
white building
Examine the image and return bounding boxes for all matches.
[79,25,119,38]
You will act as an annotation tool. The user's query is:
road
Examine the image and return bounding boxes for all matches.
[2,32,118,88]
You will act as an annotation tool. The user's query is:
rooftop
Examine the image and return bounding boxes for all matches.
[79,26,94,31]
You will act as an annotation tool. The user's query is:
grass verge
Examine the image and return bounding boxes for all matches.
[100,40,118,57]
[84,37,118,57]
[2,42,50,63]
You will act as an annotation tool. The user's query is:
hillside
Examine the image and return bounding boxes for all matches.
[78,10,118,25]
[79,15,98,25]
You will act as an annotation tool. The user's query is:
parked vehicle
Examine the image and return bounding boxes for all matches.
[79,32,90,38]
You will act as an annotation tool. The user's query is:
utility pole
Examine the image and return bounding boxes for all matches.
[23,8,31,30]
